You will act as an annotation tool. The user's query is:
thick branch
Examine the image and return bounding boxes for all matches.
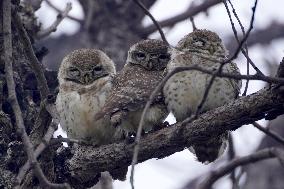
[141,0,222,36]
[65,87,284,185]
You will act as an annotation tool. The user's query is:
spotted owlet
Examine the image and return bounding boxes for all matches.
[163,29,242,163]
[56,49,123,145]
[95,39,171,135]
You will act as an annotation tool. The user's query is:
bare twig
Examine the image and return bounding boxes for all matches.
[223,0,250,96]
[253,122,284,145]
[198,147,284,189]
[16,120,57,185]
[226,21,284,54]
[228,134,238,189]
[190,17,197,31]
[132,0,169,45]
[45,0,82,23]
[141,0,223,36]
[3,1,68,188]
[36,2,72,39]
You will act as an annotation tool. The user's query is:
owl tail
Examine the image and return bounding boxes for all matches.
[189,132,229,164]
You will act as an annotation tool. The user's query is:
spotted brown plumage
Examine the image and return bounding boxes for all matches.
[56,49,123,145]
[163,29,242,164]
[95,39,171,133]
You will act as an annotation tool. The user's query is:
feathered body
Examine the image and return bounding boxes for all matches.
[163,29,242,163]
[95,39,171,133]
[56,49,122,145]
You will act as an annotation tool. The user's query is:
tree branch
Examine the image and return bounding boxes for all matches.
[45,0,82,23]
[198,147,284,189]
[253,122,284,146]
[226,21,284,53]
[141,0,222,36]
[132,0,169,45]
[64,87,284,186]
[36,2,72,39]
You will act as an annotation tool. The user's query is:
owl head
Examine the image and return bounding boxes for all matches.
[126,39,171,71]
[58,49,115,85]
[177,29,227,57]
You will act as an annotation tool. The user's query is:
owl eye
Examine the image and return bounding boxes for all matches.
[193,40,205,47]
[93,66,103,74]
[135,52,146,61]
[158,53,170,62]
[68,67,80,77]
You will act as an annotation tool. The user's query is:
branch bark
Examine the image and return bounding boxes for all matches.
[63,87,284,186]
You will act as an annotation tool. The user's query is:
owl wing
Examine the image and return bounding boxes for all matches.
[95,65,165,120]
[224,61,242,98]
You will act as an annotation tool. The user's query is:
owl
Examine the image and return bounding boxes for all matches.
[95,39,171,135]
[163,29,242,164]
[56,48,123,145]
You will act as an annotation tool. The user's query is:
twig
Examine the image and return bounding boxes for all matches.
[253,122,284,145]
[141,0,223,36]
[3,1,68,188]
[228,134,238,189]
[194,0,258,118]
[223,0,250,96]
[45,0,82,23]
[16,120,57,186]
[132,0,169,45]
[190,17,197,31]
[14,13,49,99]
[36,2,72,39]
[198,147,284,189]
[226,21,284,52]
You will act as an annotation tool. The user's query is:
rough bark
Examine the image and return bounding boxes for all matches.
[60,88,284,188]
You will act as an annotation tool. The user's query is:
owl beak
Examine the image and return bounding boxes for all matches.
[209,45,215,55]
[146,61,153,70]
[84,73,92,84]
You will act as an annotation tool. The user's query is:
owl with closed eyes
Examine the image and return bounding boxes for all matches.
[95,39,171,135]
[163,29,242,164]
[56,49,123,145]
